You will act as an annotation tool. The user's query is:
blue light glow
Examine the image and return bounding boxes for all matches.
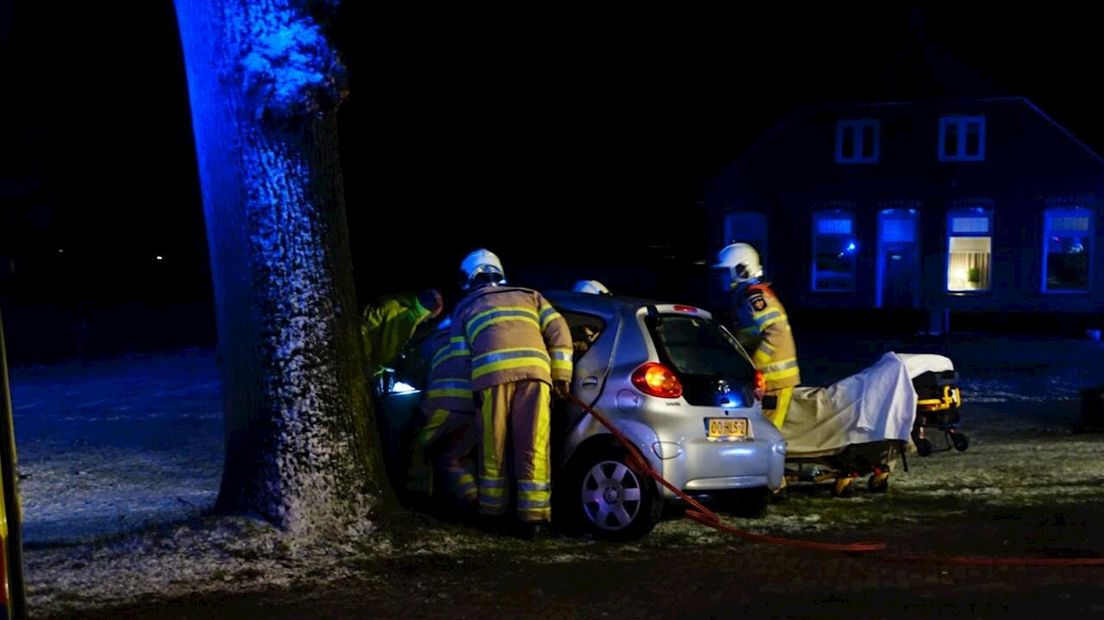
[716,393,747,409]
[817,218,853,235]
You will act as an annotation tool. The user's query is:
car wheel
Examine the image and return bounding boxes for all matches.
[567,445,662,541]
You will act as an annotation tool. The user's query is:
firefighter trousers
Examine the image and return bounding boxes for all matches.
[476,380,552,523]
[415,409,477,507]
[763,386,794,430]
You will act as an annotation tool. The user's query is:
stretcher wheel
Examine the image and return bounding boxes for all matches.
[867,471,890,493]
[951,433,969,452]
[832,477,856,498]
[914,437,932,457]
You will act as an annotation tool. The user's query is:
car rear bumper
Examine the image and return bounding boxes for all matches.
[653,433,786,498]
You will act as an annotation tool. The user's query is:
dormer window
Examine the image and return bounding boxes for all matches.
[835,119,879,164]
[939,115,985,162]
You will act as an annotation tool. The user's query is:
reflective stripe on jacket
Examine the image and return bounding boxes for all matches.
[451,286,573,392]
[733,282,800,390]
[419,326,474,414]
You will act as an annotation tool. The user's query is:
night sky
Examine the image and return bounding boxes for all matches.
[2,3,1103,304]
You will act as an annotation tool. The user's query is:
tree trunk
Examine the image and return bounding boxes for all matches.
[174,0,389,535]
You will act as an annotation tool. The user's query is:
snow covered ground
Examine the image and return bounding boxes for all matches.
[12,349,223,546]
[11,332,1104,615]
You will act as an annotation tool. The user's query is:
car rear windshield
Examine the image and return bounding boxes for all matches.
[647,313,755,382]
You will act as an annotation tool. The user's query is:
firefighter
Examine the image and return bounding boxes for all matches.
[714,242,800,430]
[362,290,444,504]
[410,316,478,514]
[572,280,611,295]
[451,249,573,539]
[570,281,608,356]
[360,289,444,378]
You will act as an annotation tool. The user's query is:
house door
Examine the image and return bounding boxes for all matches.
[876,209,920,308]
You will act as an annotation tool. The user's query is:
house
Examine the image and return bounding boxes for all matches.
[705,97,1104,333]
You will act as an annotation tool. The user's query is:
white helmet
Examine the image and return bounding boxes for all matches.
[573,280,611,295]
[459,248,506,290]
[712,242,763,287]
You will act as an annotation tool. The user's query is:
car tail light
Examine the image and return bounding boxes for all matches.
[631,362,683,399]
[753,370,766,401]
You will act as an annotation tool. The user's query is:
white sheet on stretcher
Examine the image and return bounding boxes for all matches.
[896,353,955,378]
[782,352,952,457]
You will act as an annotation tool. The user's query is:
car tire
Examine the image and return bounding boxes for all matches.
[564,445,662,541]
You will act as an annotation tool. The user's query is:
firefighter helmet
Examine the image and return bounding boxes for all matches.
[573,280,611,295]
[459,248,506,290]
[713,242,763,287]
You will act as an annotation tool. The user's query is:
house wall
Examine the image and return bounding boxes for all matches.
[707,99,1104,323]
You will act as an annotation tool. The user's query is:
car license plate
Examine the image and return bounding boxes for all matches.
[707,417,748,440]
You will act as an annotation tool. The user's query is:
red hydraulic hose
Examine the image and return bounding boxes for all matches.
[566,394,1104,566]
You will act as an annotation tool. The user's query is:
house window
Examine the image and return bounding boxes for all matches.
[812,210,858,292]
[835,120,879,164]
[939,115,985,162]
[1042,208,1093,292]
[947,209,993,292]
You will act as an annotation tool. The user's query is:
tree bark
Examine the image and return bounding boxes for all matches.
[174,0,389,535]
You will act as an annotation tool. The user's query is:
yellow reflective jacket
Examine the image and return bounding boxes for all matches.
[733,282,800,390]
[361,292,432,376]
[451,286,573,392]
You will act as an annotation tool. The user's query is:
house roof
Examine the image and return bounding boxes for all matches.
[734,96,1104,169]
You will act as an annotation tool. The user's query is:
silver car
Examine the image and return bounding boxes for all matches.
[547,291,786,540]
[377,292,786,540]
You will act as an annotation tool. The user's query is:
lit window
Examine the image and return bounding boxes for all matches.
[1042,208,1092,292]
[835,120,879,164]
[947,209,993,292]
[812,210,858,291]
[939,115,985,162]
